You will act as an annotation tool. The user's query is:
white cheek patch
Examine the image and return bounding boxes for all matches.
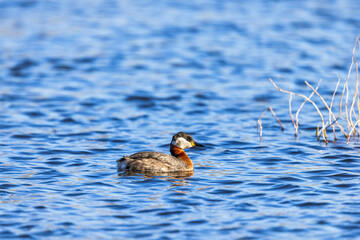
[172,137,192,149]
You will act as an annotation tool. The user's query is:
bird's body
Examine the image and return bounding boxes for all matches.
[119,151,189,173]
[117,132,203,174]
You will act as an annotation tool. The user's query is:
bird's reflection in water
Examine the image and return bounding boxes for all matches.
[118,170,193,188]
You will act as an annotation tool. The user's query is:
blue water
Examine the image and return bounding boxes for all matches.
[1,0,360,239]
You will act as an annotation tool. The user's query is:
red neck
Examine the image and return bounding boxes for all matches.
[170,144,193,170]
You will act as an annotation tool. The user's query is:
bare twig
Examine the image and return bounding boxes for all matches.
[294,80,321,137]
[338,60,353,134]
[349,38,359,134]
[288,94,296,135]
[269,78,328,142]
[269,107,285,131]
[347,119,360,143]
[330,78,341,140]
[305,81,348,138]
[257,107,284,140]
[262,34,360,144]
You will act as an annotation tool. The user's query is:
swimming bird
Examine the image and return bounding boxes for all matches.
[117,132,203,174]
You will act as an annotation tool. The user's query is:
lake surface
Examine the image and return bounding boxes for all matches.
[1,0,360,239]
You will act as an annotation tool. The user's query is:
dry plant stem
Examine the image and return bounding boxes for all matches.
[265,35,360,143]
[337,35,360,136]
[305,81,348,138]
[349,47,359,132]
[347,35,360,137]
[347,119,360,143]
[295,80,321,136]
[330,78,341,140]
[345,58,353,134]
[257,107,284,140]
[346,81,351,133]
[351,107,358,127]
[357,41,360,135]
[358,100,360,137]
[258,119,263,140]
[338,62,353,135]
[288,94,297,135]
[257,109,266,140]
[354,36,359,135]
[269,78,328,142]
[269,107,285,131]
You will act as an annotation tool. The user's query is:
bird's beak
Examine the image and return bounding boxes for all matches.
[191,141,205,147]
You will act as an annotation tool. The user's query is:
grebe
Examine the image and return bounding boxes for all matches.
[117,132,203,174]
